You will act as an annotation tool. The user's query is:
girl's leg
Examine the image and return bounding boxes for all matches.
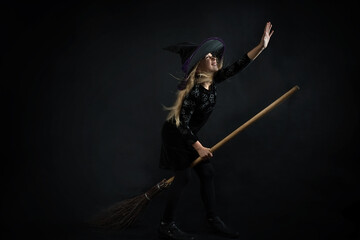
[194,161,240,239]
[159,168,195,240]
[193,161,217,218]
[162,168,192,222]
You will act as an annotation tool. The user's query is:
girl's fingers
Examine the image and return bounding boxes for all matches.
[266,22,273,35]
[270,30,274,37]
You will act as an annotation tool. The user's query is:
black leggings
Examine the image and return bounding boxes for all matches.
[162,161,216,222]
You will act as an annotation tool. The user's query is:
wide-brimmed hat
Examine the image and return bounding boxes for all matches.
[164,37,225,90]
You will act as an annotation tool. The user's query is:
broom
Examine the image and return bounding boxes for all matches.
[91,85,300,230]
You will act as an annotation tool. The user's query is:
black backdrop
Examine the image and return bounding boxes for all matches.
[3,1,360,239]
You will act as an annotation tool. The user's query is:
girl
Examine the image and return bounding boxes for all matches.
[159,22,274,240]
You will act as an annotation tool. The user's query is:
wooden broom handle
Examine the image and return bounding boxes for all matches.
[165,85,300,185]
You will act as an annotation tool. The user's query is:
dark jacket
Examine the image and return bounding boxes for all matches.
[159,54,251,170]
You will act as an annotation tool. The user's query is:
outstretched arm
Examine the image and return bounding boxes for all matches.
[214,22,274,83]
[247,22,274,60]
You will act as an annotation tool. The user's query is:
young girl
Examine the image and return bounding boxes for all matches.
[159,22,274,240]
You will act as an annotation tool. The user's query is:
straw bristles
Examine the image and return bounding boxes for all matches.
[91,178,171,229]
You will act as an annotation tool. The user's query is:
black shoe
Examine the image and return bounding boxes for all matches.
[207,216,239,238]
[158,221,195,240]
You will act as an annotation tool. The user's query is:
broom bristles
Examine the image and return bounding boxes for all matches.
[91,178,171,229]
[92,194,149,229]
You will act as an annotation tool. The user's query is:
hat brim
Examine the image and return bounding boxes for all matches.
[182,37,225,75]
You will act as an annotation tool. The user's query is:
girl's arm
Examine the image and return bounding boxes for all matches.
[214,22,274,83]
[247,21,274,60]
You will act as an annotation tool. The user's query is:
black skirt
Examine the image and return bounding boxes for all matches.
[159,121,198,170]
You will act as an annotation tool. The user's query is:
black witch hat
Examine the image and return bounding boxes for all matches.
[164,37,225,90]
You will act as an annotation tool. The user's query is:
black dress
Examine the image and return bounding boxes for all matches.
[160,54,252,170]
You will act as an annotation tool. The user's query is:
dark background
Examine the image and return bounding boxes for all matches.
[2,1,359,239]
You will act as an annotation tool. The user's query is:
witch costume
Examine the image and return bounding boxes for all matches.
[158,37,251,240]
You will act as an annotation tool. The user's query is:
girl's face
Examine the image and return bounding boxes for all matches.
[197,53,219,73]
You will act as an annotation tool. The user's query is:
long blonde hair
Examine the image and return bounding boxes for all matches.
[164,57,223,127]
